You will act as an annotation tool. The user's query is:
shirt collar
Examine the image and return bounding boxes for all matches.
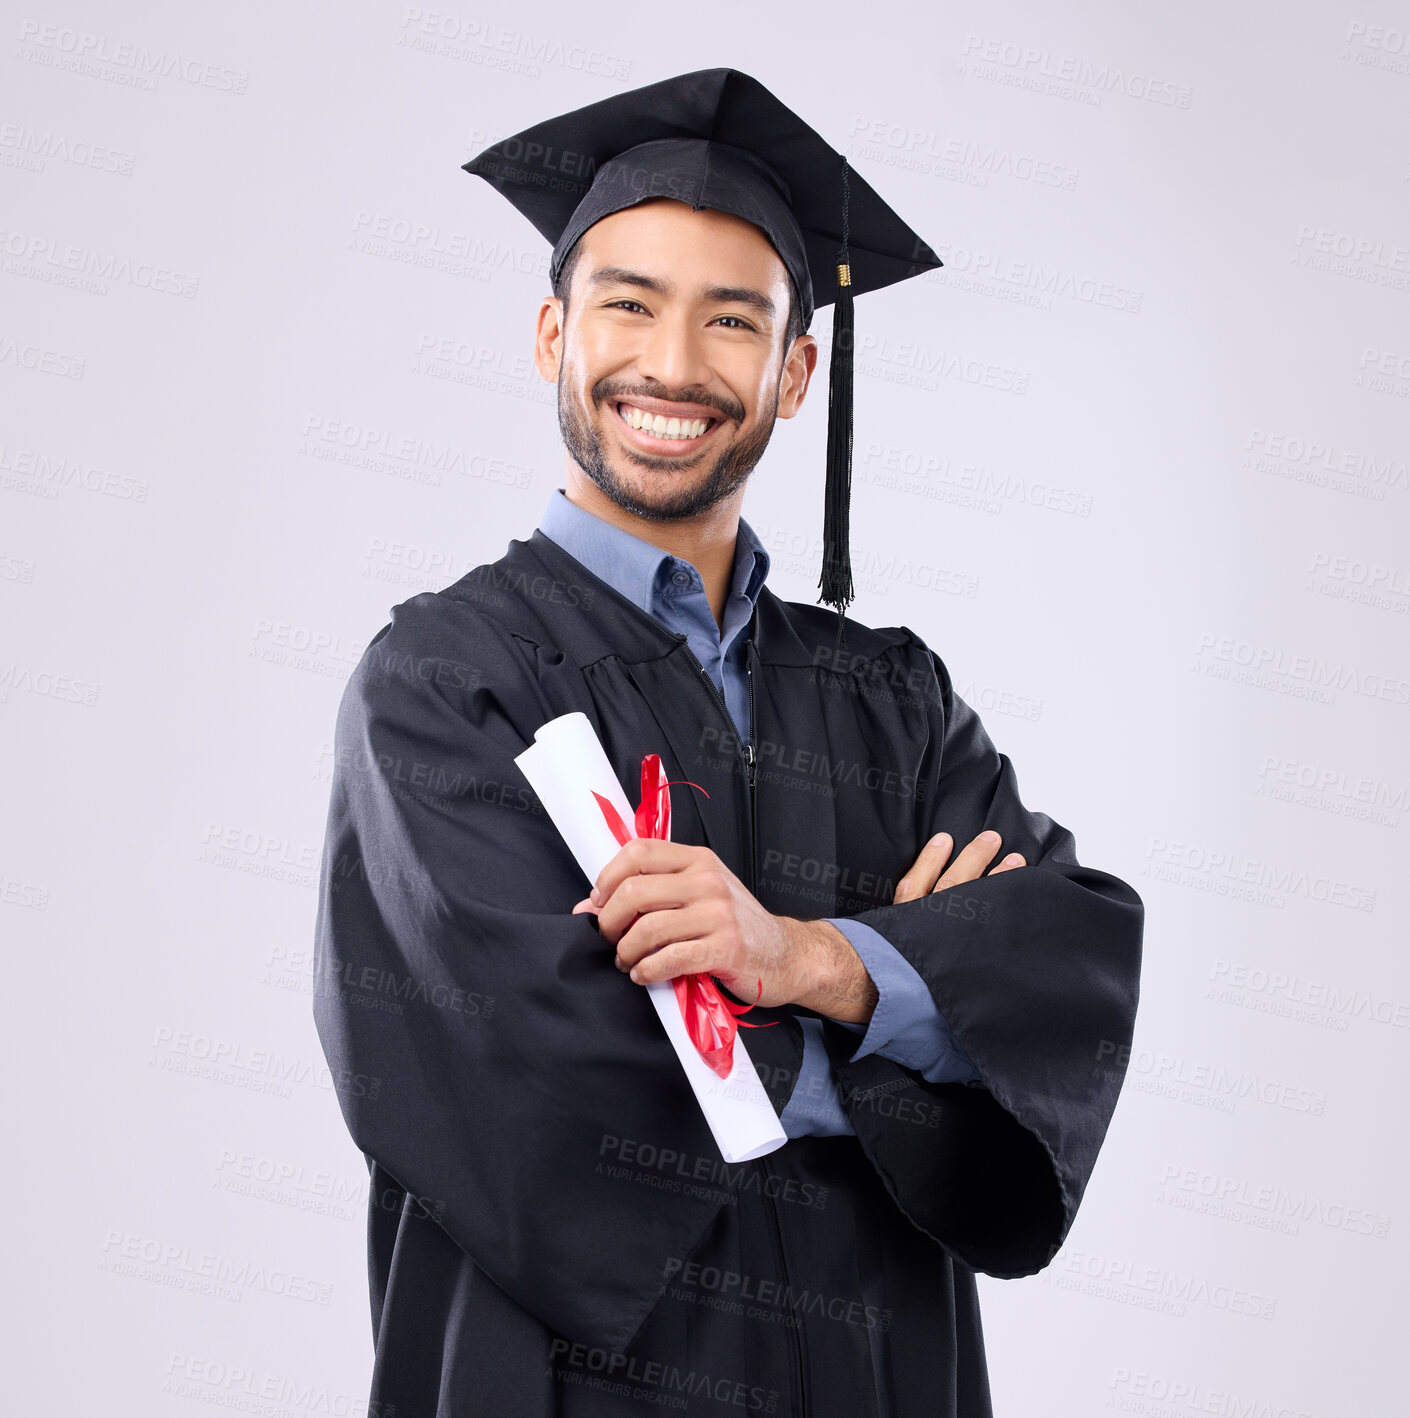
[536,486,770,617]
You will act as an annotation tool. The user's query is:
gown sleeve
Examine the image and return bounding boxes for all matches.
[826,918,981,1082]
[311,592,755,1354]
[822,634,1145,1279]
[781,925,979,1140]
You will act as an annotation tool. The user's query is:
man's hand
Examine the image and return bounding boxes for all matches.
[570,838,858,1013]
[893,830,1026,903]
[783,830,1028,1020]
[568,829,1028,1026]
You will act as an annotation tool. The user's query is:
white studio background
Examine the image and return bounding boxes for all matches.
[4,2,1406,1413]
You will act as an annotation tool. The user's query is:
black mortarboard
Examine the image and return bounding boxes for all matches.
[462,67,942,645]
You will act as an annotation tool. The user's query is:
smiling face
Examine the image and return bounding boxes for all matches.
[534,198,817,523]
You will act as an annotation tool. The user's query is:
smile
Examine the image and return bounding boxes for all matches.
[612,399,722,452]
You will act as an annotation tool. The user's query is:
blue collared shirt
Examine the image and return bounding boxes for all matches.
[538,487,979,1137]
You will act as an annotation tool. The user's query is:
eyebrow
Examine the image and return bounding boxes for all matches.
[586,265,777,321]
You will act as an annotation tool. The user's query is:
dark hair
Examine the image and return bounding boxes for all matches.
[553,239,807,357]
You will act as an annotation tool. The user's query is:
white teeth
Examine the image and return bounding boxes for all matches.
[618,403,710,439]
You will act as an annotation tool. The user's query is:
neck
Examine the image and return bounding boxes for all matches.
[562,460,742,632]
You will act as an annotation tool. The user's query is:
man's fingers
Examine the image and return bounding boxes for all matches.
[594,868,707,945]
[893,832,954,903]
[613,894,728,969]
[989,853,1026,874]
[933,830,1006,890]
[589,837,696,908]
[623,935,713,985]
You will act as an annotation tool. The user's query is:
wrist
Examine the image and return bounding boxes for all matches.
[786,918,878,1025]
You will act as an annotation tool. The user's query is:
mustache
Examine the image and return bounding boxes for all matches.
[594,381,745,425]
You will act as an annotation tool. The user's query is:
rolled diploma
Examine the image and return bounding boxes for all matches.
[514,711,787,1164]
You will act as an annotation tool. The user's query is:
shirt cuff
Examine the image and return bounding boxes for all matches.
[779,1017,855,1137]
[823,917,980,1085]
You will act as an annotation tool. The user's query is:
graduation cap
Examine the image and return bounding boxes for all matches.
[463,67,942,641]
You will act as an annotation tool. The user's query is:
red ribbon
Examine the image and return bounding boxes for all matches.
[591,753,775,1079]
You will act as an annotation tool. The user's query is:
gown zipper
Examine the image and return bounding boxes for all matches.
[669,630,807,1416]
[668,632,756,896]
[747,642,759,901]
[760,1149,807,1417]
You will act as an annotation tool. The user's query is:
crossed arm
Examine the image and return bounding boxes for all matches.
[571,827,1028,1025]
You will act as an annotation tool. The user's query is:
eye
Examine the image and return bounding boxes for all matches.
[605,299,648,313]
[712,315,756,331]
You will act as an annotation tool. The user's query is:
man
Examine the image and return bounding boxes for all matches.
[313,69,1144,1417]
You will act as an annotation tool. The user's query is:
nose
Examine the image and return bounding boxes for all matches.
[634,309,714,397]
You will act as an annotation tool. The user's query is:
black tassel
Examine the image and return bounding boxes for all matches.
[820,156,854,659]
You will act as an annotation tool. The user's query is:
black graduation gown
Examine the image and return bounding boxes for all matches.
[311,528,1144,1417]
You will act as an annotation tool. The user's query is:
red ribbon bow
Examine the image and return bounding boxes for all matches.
[592,754,776,1079]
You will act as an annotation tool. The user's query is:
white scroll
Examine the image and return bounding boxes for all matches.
[514,711,787,1164]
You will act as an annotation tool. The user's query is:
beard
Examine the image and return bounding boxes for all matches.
[557,363,780,522]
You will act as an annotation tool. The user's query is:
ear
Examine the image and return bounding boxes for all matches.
[775,333,818,420]
[534,296,565,382]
